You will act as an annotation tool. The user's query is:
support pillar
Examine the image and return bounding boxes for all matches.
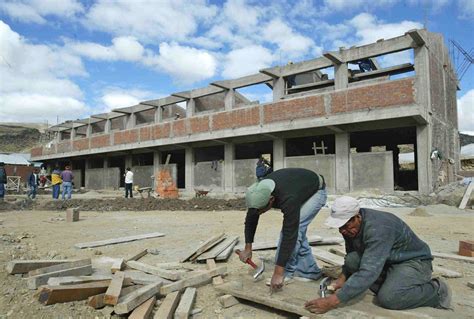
[155,106,163,123]
[224,143,234,192]
[86,124,92,137]
[224,89,235,111]
[126,113,135,129]
[335,133,350,193]
[334,63,348,90]
[272,77,285,100]
[416,125,431,194]
[185,147,194,192]
[186,99,195,118]
[103,157,109,168]
[104,119,111,133]
[125,155,133,170]
[153,150,161,191]
[273,138,285,171]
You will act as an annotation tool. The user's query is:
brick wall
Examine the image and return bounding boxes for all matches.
[73,138,89,151]
[139,126,152,141]
[90,135,110,148]
[30,147,42,157]
[172,120,186,137]
[57,141,72,153]
[212,106,259,130]
[114,129,138,145]
[189,116,210,134]
[152,123,171,139]
[263,95,324,124]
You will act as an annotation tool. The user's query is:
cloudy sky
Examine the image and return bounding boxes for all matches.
[0,0,472,132]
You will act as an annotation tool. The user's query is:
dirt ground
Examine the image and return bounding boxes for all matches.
[0,196,473,318]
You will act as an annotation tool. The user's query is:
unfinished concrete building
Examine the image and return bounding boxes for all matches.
[30,29,459,195]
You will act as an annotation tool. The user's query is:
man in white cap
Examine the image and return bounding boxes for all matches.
[304,196,451,313]
[238,168,327,292]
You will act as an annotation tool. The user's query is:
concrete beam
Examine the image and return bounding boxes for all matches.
[113,106,134,114]
[261,57,333,78]
[327,125,345,133]
[406,29,426,46]
[91,112,124,120]
[323,52,343,64]
[189,86,223,99]
[172,91,191,99]
[141,95,186,107]
[211,73,272,89]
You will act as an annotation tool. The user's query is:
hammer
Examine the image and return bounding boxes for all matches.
[319,277,331,298]
[235,249,265,280]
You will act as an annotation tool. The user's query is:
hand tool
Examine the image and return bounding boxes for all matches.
[319,277,331,298]
[235,249,265,280]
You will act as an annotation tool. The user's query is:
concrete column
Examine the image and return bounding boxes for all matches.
[103,157,109,168]
[185,147,194,192]
[224,143,234,192]
[224,89,235,111]
[273,138,285,171]
[272,77,285,101]
[70,128,76,140]
[335,133,350,193]
[155,106,163,123]
[334,63,348,90]
[104,119,111,133]
[86,124,92,137]
[186,98,195,118]
[126,113,136,129]
[85,158,92,169]
[125,155,133,170]
[416,125,432,194]
[153,150,161,191]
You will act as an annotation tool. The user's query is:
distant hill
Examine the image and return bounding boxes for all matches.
[0,124,43,153]
[460,133,474,147]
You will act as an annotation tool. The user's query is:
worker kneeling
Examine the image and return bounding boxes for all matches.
[238,168,327,292]
[305,196,452,314]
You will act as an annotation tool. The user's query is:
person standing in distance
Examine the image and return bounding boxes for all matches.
[124,167,134,198]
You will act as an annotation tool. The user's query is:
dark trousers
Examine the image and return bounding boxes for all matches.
[344,252,440,310]
[52,184,60,199]
[125,183,133,198]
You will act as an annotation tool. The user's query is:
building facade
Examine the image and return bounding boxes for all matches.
[30,29,459,195]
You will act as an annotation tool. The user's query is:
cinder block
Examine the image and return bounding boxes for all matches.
[459,240,474,251]
[66,208,80,222]
[458,248,474,257]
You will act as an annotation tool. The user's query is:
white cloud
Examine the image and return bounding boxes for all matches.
[458,89,474,132]
[145,42,217,85]
[458,0,474,20]
[0,21,87,123]
[261,19,315,59]
[223,0,262,30]
[83,0,217,43]
[0,0,83,24]
[222,45,274,78]
[323,0,398,12]
[66,36,144,62]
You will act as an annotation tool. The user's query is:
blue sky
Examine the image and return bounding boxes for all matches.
[0,0,473,131]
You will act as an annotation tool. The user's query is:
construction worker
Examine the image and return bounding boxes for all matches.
[238,168,327,292]
[0,162,6,202]
[305,196,451,314]
[27,168,40,199]
[60,165,74,200]
[51,166,62,199]
[124,167,134,198]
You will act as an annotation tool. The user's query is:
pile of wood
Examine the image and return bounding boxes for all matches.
[6,232,239,318]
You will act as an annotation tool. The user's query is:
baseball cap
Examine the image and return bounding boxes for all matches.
[245,179,276,209]
[325,196,360,228]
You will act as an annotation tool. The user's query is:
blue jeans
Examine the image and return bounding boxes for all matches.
[0,183,5,199]
[28,185,37,199]
[62,182,72,200]
[275,188,327,279]
[52,184,60,199]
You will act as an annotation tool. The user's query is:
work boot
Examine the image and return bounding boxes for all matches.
[433,278,452,310]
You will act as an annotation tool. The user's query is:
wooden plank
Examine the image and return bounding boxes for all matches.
[153,290,181,319]
[197,236,239,261]
[6,260,72,274]
[174,287,196,319]
[74,232,165,249]
[129,296,156,319]
[206,259,224,285]
[27,265,93,289]
[328,247,346,257]
[127,249,148,262]
[38,280,113,305]
[155,262,197,270]
[48,274,112,286]
[160,266,226,295]
[433,266,462,278]
[312,237,344,246]
[459,181,474,209]
[28,258,91,277]
[311,248,344,266]
[114,282,162,315]
[111,258,125,273]
[237,235,324,251]
[104,271,126,305]
[88,285,141,309]
[123,270,170,285]
[432,252,474,264]
[468,281,474,289]
[180,233,226,262]
[126,260,183,281]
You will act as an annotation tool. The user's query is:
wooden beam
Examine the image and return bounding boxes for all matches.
[123,270,170,285]
[174,287,196,319]
[104,271,126,305]
[237,235,323,251]
[126,260,183,281]
[74,232,165,249]
[114,282,162,315]
[38,280,114,305]
[206,259,224,286]
[216,238,240,261]
[28,258,91,277]
[218,294,240,308]
[160,266,227,295]
[129,296,156,319]
[153,290,181,319]
[197,236,239,261]
[432,252,474,264]
[433,266,462,278]
[6,260,73,274]
[27,265,93,289]
[459,181,474,209]
[311,248,344,266]
[180,232,226,262]
[111,258,125,273]
[127,250,148,262]
[47,275,112,286]
[88,285,141,309]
